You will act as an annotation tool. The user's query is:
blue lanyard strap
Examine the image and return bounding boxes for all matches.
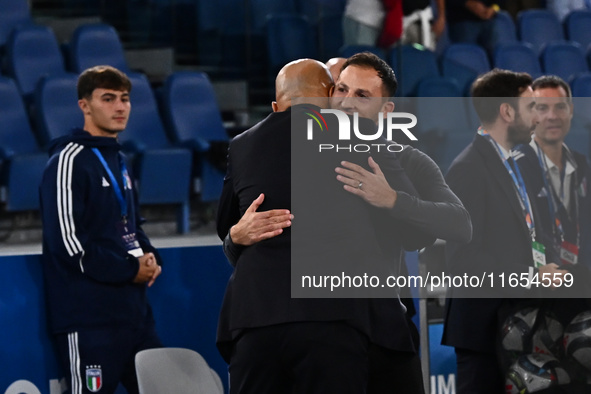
[535,143,564,240]
[509,156,535,232]
[535,142,580,247]
[478,129,535,237]
[92,148,128,220]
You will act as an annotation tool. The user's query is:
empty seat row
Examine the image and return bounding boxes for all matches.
[193,0,346,34]
[242,8,591,85]
[457,9,591,57]
[5,23,129,101]
[335,39,591,100]
[0,71,228,233]
[442,41,591,94]
[516,9,591,55]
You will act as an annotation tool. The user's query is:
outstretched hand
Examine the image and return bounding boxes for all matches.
[230,193,293,246]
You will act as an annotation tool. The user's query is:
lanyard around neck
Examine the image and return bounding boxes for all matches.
[92,148,128,221]
[534,142,580,247]
[478,128,535,238]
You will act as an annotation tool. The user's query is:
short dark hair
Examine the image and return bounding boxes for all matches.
[77,65,132,100]
[342,52,398,97]
[471,68,533,124]
[532,75,572,103]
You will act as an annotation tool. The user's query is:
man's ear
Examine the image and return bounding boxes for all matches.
[383,100,395,113]
[78,99,90,115]
[272,101,279,112]
[499,102,514,123]
[329,85,335,97]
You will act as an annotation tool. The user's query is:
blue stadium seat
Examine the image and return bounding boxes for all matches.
[441,43,491,95]
[493,10,518,47]
[416,76,462,97]
[541,41,588,83]
[565,10,591,51]
[34,72,191,232]
[571,72,591,97]
[493,42,542,78]
[0,76,47,211]
[6,25,66,101]
[296,0,346,24]
[570,72,591,156]
[296,0,323,25]
[414,77,474,171]
[389,45,440,97]
[266,14,318,73]
[33,73,83,149]
[120,73,192,233]
[518,9,565,55]
[318,14,344,60]
[252,0,297,34]
[67,23,130,73]
[339,45,386,60]
[0,0,32,48]
[161,71,228,203]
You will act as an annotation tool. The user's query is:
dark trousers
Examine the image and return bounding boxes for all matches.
[455,348,504,394]
[367,313,424,394]
[367,344,425,394]
[229,321,370,394]
[56,323,162,394]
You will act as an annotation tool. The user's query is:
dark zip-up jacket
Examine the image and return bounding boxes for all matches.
[40,128,160,333]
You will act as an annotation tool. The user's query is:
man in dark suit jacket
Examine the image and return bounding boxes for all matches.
[216,59,432,393]
[516,76,591,271]
[442,69,569,393]
[514,76,591,324]
[224,53,474,393]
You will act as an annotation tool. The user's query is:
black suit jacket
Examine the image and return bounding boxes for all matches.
[215,105,434,361]
[514,143,591,322]
[442,134,548,353]
[515,143,591,267]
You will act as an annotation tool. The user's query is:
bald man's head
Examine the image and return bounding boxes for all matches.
[325,57,346,82]
[272,59,334,112]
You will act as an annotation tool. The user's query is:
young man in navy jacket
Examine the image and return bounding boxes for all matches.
[40,65,163,394]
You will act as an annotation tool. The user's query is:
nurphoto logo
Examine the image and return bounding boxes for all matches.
[304,108,418,153]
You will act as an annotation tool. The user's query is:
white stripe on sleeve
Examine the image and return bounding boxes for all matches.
[57,143,84,263]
